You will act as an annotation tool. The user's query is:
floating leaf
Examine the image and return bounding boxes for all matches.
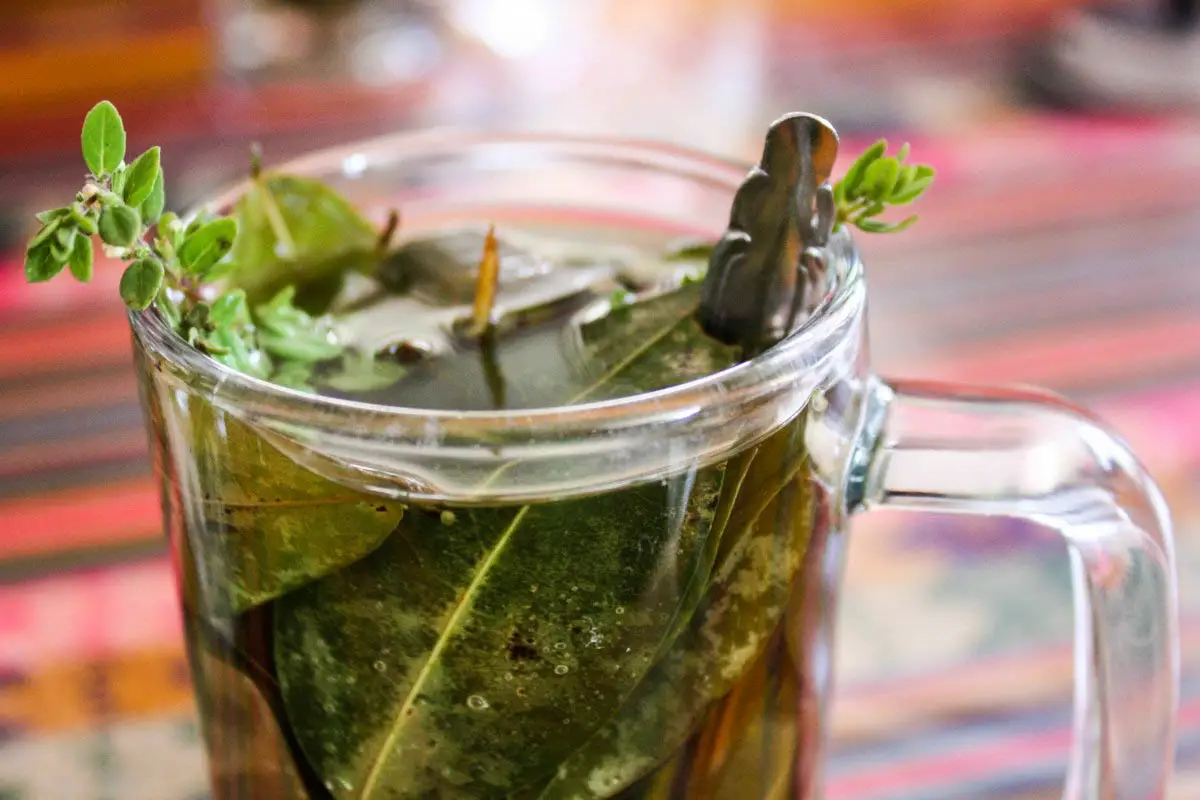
[225,174,378,307]
[185,398,404,614]
[320,352,405,393]
[254,286,343,363]
[576,283,739,403]
[81,100,125,175]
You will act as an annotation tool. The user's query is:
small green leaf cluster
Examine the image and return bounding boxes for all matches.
[25,101,166,290]
[832,139,935,234]
[21,100,371,393]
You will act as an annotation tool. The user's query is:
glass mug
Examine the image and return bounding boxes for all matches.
[131,133,1178,799]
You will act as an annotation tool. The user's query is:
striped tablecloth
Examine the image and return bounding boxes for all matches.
[0,115,1198,800]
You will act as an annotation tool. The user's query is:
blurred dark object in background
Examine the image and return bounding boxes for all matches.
[1022,0,1200,109]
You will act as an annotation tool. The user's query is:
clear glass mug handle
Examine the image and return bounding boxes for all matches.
[854,377,1179,799]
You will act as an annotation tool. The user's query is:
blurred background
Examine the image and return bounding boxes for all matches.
[1,0,1199,797]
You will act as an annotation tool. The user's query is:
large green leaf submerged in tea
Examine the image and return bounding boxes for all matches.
[271,287,816,798]
[187,399,404,614]
[537,423,815,799]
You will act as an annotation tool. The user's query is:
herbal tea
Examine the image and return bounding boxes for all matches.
[314,228,735,410]
[29,102,944,799]
[162,228,825,799]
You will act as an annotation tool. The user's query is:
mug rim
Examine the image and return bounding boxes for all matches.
[129,129,865,439]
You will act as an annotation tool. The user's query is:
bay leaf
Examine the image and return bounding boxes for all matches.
[186,396,404,614]
[271,287,751,798]
[275,472,725,798]
[536,418,816,799]
[224,174,379,310]
[576,283,733,402]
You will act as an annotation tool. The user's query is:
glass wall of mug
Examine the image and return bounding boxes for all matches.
[132,133,868,799]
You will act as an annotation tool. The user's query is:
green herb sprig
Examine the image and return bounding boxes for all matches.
[832,139,935,234]
[23,101,357,388]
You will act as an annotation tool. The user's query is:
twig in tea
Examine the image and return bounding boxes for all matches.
[469,224,501,338]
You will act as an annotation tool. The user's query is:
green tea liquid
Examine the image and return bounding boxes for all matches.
[166,228,827,800]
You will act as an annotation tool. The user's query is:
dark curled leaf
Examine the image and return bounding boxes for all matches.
[539,421,816,799]
[119,257,164,310]
[179,217,238,276]
[123,146,162,208]
[81,100,125,175]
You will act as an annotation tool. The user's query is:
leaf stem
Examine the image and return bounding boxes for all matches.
[256,177,297,257]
